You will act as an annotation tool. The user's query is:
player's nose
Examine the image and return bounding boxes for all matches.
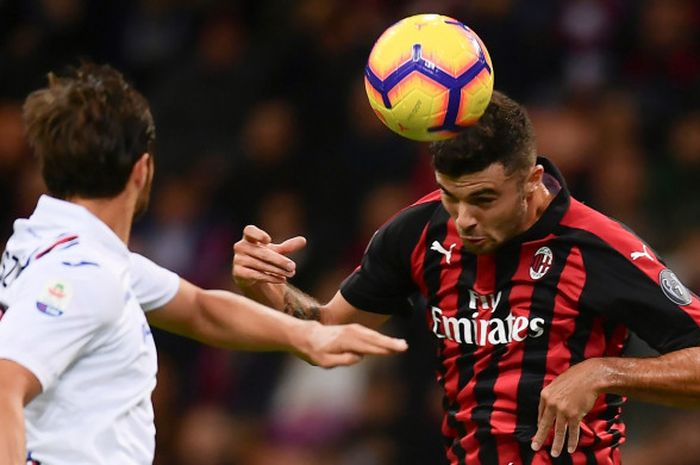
[455,204,478,231]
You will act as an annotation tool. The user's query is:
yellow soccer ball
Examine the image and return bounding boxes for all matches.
[365,14,494,141]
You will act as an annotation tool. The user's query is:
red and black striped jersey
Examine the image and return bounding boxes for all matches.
[340,158,700,465]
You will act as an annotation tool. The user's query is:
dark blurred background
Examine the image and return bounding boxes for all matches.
[1,0,699,464]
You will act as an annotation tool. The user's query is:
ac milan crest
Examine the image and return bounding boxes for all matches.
[529,246,553,280]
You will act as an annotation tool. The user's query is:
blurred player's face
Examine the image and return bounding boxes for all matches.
[436,162,540,255]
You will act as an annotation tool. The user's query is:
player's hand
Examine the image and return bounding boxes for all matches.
[233,225,307,289]
[295,321,408,368]
[531,358,604,457]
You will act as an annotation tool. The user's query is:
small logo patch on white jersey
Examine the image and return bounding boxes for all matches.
[36,279,72,317]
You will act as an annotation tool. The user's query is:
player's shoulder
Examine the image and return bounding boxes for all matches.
[19,237,124,296]
[383,190,444,231]
[7,242,126,323]
[367,190,445,252]
[559,198,658,264]
[129,251,157,271]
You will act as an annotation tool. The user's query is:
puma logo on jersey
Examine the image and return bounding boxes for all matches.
[631,244,654,262]
[431,241,457,264]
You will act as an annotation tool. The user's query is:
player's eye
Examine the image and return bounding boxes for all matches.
[440,190,458,202]
[472,197,496,206]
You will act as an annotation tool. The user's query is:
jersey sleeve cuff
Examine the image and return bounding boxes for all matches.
[141,271,180,312]
[0,350,55,392]
[339,286,407,315]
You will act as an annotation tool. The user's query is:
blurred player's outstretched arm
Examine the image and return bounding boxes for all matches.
[0,360,41,465]
[232,225,391,330]
[146,278,405,368]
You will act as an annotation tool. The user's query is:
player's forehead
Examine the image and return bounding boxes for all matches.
[435,162,519,194]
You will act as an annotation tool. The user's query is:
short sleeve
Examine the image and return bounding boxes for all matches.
[581,241,700,354]
[0,261,123,391]
[340,202,436,315]
[129,253,180,312]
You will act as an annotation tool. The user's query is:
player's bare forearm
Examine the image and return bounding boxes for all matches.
[234,280,323,322]
[237,280,285,309]
[592,346,700,406]
[194,289,315,351]
[150,283,316,352]
[281,284,323,322]
[0,396,25,465]
[0,360,39,465]
[148,280,406,367]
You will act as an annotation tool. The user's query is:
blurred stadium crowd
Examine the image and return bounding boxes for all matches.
[1,0,699,464]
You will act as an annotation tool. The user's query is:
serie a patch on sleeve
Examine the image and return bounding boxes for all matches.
[36,279,73,317]
[659,269,693,306]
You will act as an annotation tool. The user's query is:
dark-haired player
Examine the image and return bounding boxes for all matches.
[0,64,408,465]
[233,90,700,465]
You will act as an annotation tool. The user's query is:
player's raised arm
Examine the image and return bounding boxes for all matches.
[232,224,392,329]
[146,278,403,368]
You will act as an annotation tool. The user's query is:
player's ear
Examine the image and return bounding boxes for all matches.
[525,164,544,195]
[130,153,151,189]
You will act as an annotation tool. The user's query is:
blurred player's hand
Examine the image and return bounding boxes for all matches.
[531,358,604,457]
[233,224,307,289]
[295,321,408,368]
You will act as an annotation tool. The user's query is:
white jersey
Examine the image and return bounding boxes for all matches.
[0,195,180,465]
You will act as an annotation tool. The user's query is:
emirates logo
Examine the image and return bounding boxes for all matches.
[529,246,553,280]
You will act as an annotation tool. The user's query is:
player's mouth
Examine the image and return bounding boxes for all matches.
[461,236,487,246]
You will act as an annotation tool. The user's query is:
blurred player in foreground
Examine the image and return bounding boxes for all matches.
[0,63,407,465]
[233,91,700,465]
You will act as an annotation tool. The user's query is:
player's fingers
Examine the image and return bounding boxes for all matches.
[316,352,363,368]
[550,414,568,458]
[242,225,272,244]
[348,325,409,353]
[531,406,554,451]
[235,245,297,275]
[235,254,295,278]
[235,268,287,285]
[567,417,581,454]
[271,236,307,255]
[339,338,407,356]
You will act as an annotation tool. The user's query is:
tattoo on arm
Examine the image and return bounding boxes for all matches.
[283,286,321,321]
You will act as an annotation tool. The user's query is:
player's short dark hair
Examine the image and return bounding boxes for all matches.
[23,63,155,199]
[430,90,536,178]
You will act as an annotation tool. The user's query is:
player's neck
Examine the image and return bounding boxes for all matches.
[522,181,553,231]
[68,194,134,245]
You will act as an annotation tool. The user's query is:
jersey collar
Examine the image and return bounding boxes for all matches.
[30,195,130,259]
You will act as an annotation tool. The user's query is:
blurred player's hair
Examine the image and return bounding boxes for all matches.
[23,63,155,199]
[430,90,536,178]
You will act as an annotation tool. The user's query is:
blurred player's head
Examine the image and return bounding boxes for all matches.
[23,63,156,217]
[429,91,544,254]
